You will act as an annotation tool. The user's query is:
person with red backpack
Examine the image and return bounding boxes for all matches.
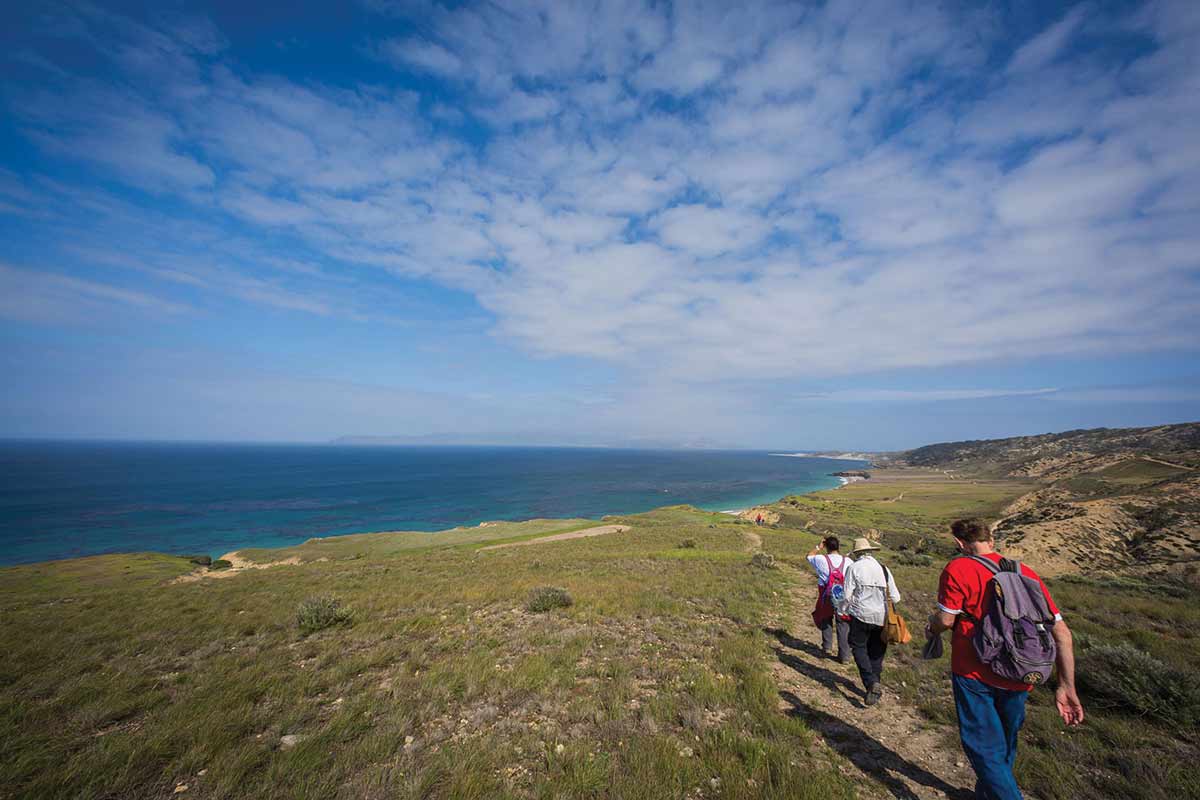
[925,518,1084,800]
[807,536,853,662]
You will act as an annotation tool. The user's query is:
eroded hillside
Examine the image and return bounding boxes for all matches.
[898,424,1200,581]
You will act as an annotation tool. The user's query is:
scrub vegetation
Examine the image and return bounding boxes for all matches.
[3,424,1198,799]
[756,462,1200,800]
[0,509,853,800]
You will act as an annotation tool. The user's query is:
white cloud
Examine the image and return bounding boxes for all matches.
[804,388,1060,403]
[1007,5,1089,75]
[654,205,770,258]
[20,88,214,192]
[0,262,192,324]
[5,0,1199,388]
[379,37,464,76]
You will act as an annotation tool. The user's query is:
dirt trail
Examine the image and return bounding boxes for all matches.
[767,564,978,800]
[171,552,313,583]
[742,528,763,552]
[1140,456,1197,471]
[478,524,630,551]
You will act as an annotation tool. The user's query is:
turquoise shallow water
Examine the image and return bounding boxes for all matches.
[0,442,860,566]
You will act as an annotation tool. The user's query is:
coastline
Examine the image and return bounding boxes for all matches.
[1,451,866,567]
[2,476,852,569]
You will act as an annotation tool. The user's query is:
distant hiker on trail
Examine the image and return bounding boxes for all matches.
[835,537,901,705]
[925,518,1084,800]
[755,513,763,526]
[807,536,853,662]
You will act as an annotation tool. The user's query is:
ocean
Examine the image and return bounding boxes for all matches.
[0,442,860,566]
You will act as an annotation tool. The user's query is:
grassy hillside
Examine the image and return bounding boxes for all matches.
[0,510,854,800]
[902,421,1200,478]
[3,437,1198,799]
[232,518,599,564]
[897,424,1200,582]
[754,475,1200,800]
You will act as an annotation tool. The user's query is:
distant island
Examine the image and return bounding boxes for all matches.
[769,451,880,461]
[332,433,738,450]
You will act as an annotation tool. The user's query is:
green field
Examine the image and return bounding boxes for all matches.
[0,509,853,800]
[2,478,1197,800]
[774,475,1034,554]
[759,477,1200,800]
[234,518,600,564]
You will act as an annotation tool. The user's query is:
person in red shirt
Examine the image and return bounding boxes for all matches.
[926,518,1083,800]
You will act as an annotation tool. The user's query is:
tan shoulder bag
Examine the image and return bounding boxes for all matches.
[881,565,911,644]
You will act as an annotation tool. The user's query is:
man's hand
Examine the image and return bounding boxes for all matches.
[1055,685,1084,726]
[1050,621,1082,725]
[927,610,955,640]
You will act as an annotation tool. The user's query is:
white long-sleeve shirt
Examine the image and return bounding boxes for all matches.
[836,554,901,626]
[806,552,852,587]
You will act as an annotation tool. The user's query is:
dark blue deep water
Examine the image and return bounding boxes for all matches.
[0,442,857,566]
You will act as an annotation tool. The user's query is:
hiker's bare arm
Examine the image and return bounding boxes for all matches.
[1051,621,1084,726]
[807,544,823,557]
[926,610,956,637]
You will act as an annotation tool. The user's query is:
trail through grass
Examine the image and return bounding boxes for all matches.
[1,508,853,800]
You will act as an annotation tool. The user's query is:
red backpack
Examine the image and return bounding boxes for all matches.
[822,554,846,601]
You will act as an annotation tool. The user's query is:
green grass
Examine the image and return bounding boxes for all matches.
[4,476,1197,800]
[0,510,854,800]
[1095,458,1194,484]
[773,477,1032,553]
[1053,457,1197,499]
[758,475,1200,800]
[234,518,599,564]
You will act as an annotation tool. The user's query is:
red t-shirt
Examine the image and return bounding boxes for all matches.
[937,552,1062,692]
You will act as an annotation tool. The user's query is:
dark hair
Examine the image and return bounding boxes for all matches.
[950,518,992,543]
[823,536,840,552]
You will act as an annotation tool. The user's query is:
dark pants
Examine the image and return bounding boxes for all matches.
[952,675,1028,800]
[818,615,850,661]
[847,617,887,691]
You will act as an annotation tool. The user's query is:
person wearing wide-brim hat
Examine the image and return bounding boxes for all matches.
[834,536,902,705]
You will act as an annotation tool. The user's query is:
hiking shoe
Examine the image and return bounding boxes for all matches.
[865,686,883,706]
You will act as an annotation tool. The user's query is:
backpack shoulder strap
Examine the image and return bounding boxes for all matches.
[953,555,998,626]
[960,553,1001,574]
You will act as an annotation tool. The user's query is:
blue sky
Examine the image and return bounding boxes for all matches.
[1,0,1198,450]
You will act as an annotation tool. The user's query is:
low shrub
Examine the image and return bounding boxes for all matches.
[1057,574,1192,599]
[526,586,573,613]
[895,552,933,567]
[186,554,212,566]
[678,539,697,549]
[297,596,355,634]
[750,552,776,570]
[209,559,232,570]
[1076,642,1200,728]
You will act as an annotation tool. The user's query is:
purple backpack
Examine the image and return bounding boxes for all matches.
[962,555,1058,685]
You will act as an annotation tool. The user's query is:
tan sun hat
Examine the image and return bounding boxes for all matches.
[850,537,880,554]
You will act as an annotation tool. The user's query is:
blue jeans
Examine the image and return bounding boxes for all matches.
[952,674,1028,800]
